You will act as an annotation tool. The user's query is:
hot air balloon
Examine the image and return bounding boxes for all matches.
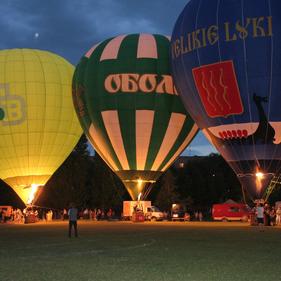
[0,49,82,205]
[171,0,281,200]
[72,33,198,200]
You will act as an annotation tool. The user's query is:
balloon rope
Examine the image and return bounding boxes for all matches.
[142,183,154,201]
[264,173,281,202]
[241,185,247,204]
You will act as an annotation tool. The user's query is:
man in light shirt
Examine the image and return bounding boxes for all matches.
[68,203,78,238]
[256,203,264,231]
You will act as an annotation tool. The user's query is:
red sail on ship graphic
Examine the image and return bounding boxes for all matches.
[192,61,243,118]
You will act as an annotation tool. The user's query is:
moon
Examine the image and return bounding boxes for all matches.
[34,32,39,39]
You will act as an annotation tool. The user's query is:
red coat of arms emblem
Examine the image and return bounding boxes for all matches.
[192,61,243,118]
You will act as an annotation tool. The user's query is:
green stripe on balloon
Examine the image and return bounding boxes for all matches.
[86,38,123,170]
[73,38,123,170]
[145,110,171,170]
[72,58,91,132]
[116,35,139,170]
[154,34,169,68]
[118,34,139,60]
[119,109,136,169]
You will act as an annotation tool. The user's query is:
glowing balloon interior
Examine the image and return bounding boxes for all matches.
[171,0,281,200]
[0,49,82,204]
[73,33,198,200]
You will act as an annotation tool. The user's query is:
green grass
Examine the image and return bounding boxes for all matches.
[0,221,280,281]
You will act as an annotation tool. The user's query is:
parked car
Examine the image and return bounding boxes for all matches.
[171,203,190,221]
[212,203,250,222]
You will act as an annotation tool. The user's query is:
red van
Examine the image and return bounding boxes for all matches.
[212,203,250,222]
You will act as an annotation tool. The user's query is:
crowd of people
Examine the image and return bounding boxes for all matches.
[252,202,281,226]
[2,203,281,225]
[73,208,117,221]
[193,211,204,221]
[0,207,25,223]
[0,206,119,223]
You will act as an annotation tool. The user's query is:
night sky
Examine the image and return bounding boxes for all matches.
[0,0,217,156]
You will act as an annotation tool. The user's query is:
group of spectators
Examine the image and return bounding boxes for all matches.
[62,208,117,221]
[5,204,281,225]
[0,207,25,223]
[180,211,204,221]
[0,206,119,223]
[193,211,204,221]
[253,202,281,226]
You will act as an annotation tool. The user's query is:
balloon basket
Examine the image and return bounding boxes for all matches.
[24,214,36,224]
[132,211,145,223]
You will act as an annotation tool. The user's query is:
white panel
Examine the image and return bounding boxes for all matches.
[89,123,119,171]
[151,113,186,171]
[100,35,127,61]
[137,33,158,59]
[102,111,129,170]
[136,110,154,170]
[161,124,198,171]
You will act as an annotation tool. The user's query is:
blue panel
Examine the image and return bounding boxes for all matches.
[171,0,281,199]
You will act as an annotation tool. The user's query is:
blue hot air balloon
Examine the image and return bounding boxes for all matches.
[171,0,281,200]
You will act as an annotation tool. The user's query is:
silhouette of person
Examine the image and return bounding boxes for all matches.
[68,203,78,238]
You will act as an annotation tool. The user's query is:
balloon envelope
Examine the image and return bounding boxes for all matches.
[171,0,281,199]
[73,33,198,200]
[0,49,82,204]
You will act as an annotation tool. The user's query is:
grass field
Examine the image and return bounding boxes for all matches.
[0,221,280,281]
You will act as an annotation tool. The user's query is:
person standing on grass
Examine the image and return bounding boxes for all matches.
[68,203,78,238]
[256,203,264,231]
[264,203,271,226]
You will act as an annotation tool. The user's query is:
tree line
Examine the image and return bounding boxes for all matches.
[1,135,281,211]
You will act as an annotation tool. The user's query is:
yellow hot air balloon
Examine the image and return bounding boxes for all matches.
[0,49,82,205]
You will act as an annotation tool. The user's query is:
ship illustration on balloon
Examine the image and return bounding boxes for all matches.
[191,60,281,199]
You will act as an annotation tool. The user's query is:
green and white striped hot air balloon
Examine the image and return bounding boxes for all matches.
[72,33,198,200]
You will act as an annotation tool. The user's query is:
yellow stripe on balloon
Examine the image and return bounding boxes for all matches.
[101,110,130,170]
[137,34,158,59]
[100,35,127,61]
[161,124,198,171]
[151,113,186,171]
[85,43,100,58]
[88,123,119,171]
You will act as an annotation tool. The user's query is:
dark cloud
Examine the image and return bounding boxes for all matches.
[1,0,216,155]
[1,0,188,63]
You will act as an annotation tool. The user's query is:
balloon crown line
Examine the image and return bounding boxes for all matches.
[122,179,156,183]
[237,173,274,178]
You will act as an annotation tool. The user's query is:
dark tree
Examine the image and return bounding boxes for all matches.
[173,154,242,209]
[90,154,128,211]
[74,134,89,156]
[154,170,179,211]
[37,134,91,208]
[0,179,25,208]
